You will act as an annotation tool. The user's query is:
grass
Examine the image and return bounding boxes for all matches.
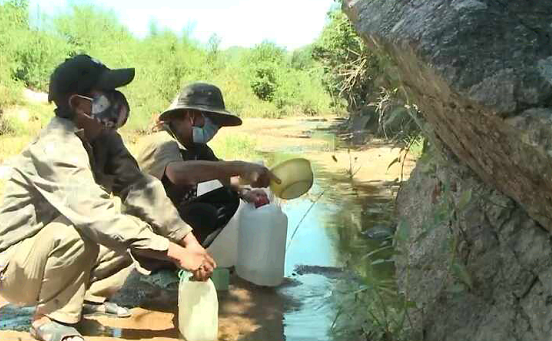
[210,133,260,161]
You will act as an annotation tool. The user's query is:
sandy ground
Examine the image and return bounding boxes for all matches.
[0,117,416,341]
[0,276,294,341]
[217,117,416,184]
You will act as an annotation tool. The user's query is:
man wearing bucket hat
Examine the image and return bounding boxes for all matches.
[0,55,215,341]
[137,82,280,247]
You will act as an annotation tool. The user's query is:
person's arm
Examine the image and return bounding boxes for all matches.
[166,160,280,188]
[96,131,192,244]
[27,135,169,254]
[165,160,246,186]
[27,135,217,277]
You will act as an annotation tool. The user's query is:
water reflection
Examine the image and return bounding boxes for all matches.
[279,152,398,341]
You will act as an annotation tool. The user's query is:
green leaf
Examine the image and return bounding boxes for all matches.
[361,245,393,260]
[414,229,430,243]
[448,283,466,294]
[405,300,418,309]
[389,250,403,256]
[452,260,473,289]
[371,259,386,266]
[457,189,473,211]
[395,221,411,242]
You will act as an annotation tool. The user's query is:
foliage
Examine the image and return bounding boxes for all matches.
[313,7,422,141]
[246,41,285,102]
[313,10,383,111]
[250,64,279,101]
[0,1,336,129]
[0,0,27,106]
[210,134,260,161]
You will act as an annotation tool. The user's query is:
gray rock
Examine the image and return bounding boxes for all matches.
[395,157,552,341]
[344,0,552,228]
[344,1,552,338]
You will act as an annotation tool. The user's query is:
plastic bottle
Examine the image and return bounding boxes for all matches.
[178,271,218,341]
[236,199,288,287]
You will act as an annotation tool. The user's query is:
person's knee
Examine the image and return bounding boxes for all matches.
[42,217,100,261]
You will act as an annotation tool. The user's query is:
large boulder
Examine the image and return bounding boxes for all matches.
[396,154,552,340]
[342,0,552,339]
[343,0,552,228]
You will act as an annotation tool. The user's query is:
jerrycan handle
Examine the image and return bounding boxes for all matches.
[178,270,196,282]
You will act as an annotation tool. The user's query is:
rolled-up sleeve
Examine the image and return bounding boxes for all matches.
[96,131,192,243]
[137,132,182,181]
[24,136,170,254]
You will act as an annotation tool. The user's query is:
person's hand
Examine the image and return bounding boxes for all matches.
[181,233,217,281]
[241,189,270,207]
[168,241,216,281]
[239,162,281,188]
[185,239,217,281]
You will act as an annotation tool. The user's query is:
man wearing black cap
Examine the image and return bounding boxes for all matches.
[137,82,280,249]
[0,56,215,341]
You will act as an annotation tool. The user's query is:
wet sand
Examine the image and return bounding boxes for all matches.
[0,275,295,341]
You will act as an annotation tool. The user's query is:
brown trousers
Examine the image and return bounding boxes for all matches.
[0,216,133,324]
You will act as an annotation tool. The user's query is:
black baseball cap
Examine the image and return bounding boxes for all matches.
[48,54,135,103]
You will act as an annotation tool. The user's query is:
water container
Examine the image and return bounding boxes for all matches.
[236,200,288,287]
[199,180,243,268]
[178,271,218,341]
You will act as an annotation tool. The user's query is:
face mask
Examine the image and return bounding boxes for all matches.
[192,114,219,144]
[78,90,130,130]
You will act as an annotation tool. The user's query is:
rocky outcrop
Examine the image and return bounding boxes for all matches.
[343,0,552,339]
[343,0,552,228]
[396,155,552,341]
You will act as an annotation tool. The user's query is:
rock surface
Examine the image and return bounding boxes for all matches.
[342,0,552,339]
[343,0,552,228]
[396,155,552,341]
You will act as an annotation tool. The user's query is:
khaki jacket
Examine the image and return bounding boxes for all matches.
[0,117,192,271]
[136,130,220,206]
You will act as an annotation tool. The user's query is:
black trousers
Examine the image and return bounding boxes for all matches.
[177,186,240,248]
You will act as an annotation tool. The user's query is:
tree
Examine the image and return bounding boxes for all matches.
[246,41,287,102]
[291,45,315,70]
[148,18,160,37]
[313,10,382,112]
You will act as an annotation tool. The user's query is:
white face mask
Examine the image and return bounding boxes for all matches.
[192,114,219,144]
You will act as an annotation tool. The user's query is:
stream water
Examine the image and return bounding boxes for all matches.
[278,158,397,341]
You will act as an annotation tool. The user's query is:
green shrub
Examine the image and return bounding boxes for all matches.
[250,63,278,101]
[0,0,336,129]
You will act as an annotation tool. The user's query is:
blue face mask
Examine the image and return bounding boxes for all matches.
[192,114,219,144]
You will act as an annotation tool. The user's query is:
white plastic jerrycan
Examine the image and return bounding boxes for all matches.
[236,198,288,287]
[178,271,218,341]
[199,180,243,268]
